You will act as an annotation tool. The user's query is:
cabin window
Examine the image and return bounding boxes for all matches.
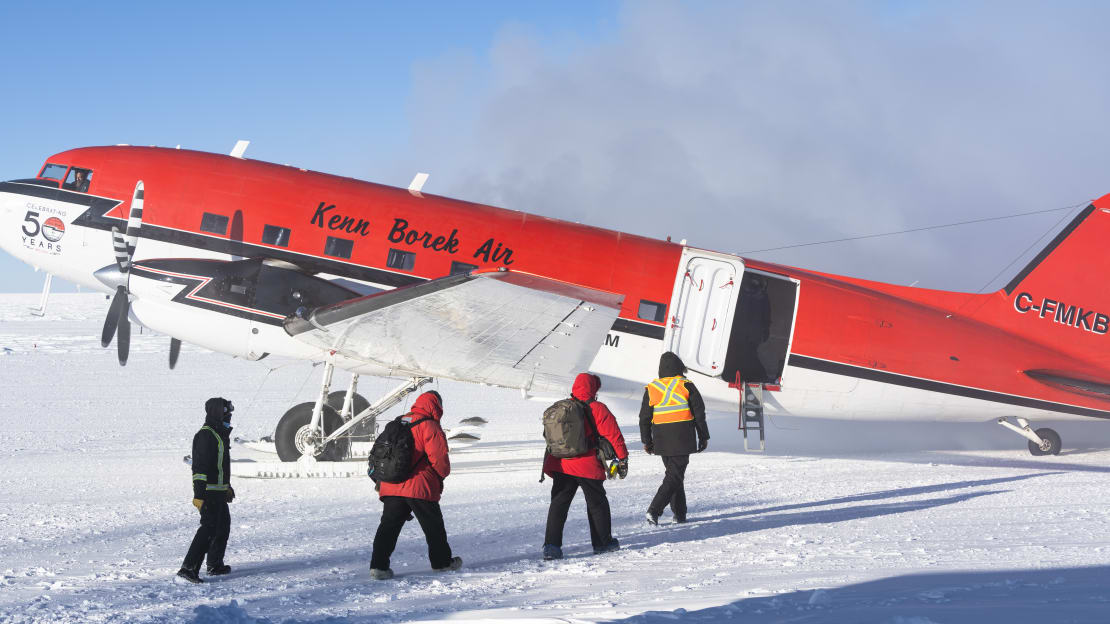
[638,299,667,323]
[325,236,354,259]
[386,248,415,270]
[262,224,291,247]
[63,168,93,192]
[39,163,68,181]
[200,212,230,235]
[450,261,478,276]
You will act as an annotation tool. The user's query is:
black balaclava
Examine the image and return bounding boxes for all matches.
[204,397,233,429]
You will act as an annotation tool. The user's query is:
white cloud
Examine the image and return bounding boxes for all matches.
[399,1,1110,291]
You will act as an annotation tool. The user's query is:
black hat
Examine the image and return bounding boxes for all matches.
[658,351,687,377]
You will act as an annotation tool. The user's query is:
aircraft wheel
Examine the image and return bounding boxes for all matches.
[326,390,374,433]
[274,401,350,462]
[1027,427,1061,456]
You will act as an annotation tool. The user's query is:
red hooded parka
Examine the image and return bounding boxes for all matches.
[378,392,451,502]
[543,373,629,481]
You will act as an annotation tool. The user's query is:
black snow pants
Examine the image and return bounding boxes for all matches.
[182,495,230,572]
[371,496,453,570]
[544,472,613,551]
[648,455,690,521]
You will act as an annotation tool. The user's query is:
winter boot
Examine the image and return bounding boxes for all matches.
[175,567,203,584]
[645,510,660,526]
[207,564,231,576]
[542,544,563,560]
[593,538,620,555]
[433,556,463,572]
[370,568,394,580]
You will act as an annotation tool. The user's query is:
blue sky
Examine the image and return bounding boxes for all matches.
[2,1,1110,293]
[0,1,614,179]
[0,1,616,291]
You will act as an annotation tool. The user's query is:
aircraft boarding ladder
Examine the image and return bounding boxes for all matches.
[731,373,767,451]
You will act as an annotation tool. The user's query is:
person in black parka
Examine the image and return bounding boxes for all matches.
[639,352,709,525]
[177,397,236,584]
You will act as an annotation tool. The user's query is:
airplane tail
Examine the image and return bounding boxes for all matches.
[994,198,1110,367]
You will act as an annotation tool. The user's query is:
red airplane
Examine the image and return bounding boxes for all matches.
[3,144,1107,459]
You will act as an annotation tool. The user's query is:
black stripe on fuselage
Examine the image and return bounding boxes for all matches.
[0,181,119,210]
[613,318,666,340]
[789,353,1110,419]
[9,178,61,188]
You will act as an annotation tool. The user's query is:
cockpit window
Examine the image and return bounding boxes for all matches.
[39,163,68,181]
[63,168,93,192]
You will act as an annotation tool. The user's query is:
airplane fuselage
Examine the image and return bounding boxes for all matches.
[3,146,1109,429]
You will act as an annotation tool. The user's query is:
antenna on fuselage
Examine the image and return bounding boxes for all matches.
[229,140,250,159]
[408,172,429,197]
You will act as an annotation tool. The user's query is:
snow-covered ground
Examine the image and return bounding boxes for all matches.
[2,294,1110,623]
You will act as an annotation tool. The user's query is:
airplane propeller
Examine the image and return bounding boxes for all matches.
[169,338,181,370]
[98,181,144,366]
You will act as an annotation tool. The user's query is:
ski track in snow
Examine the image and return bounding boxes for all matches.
[1,294,1109,623]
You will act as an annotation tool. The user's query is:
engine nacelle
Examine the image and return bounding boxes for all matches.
[125,257,359,361]
[131,299,262,360]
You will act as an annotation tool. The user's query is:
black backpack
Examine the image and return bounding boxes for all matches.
[367,415,433,483]
[543,398,595,458]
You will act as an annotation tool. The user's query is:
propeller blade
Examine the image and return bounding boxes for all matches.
[100,286,127,347]
[169,338,181,369]
[116,298,130,366]
[111,227,130,273]
[125,181,143,261]
[106,180,144,366]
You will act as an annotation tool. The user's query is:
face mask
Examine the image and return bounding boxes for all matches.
[222,402,234,427]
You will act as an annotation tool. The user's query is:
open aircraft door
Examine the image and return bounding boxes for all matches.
[664,248,745,376]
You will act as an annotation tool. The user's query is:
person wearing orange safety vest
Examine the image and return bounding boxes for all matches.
[639,352,709,525]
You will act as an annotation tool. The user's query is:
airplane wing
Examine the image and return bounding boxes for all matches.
[284,269,624,394]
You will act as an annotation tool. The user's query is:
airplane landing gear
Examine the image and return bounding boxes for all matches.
[1028,427,1061,456]
[275,402,348,462]
[326,387,372,438]
[997,417,1061,456]
[273,360,434,463]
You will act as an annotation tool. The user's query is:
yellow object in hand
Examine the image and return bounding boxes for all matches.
[192,498,204,512]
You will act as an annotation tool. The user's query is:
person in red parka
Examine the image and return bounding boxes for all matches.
[370,391,461,579]
[542,373,629,560]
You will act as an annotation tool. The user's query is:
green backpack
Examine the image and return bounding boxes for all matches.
[543,398,594,458]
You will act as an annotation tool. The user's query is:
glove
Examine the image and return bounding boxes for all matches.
[192,498,204,512]
[616,458,628,479]
[698,439,708,452]
[644,443,654,455]
[226,486,236,503]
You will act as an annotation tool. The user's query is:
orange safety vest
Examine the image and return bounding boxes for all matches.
[647,376,694,424]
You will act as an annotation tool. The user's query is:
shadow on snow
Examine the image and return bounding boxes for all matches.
[598,564,1110,624]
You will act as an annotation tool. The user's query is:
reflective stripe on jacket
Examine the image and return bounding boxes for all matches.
[647,376,694,424]
[192,424,231,498]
